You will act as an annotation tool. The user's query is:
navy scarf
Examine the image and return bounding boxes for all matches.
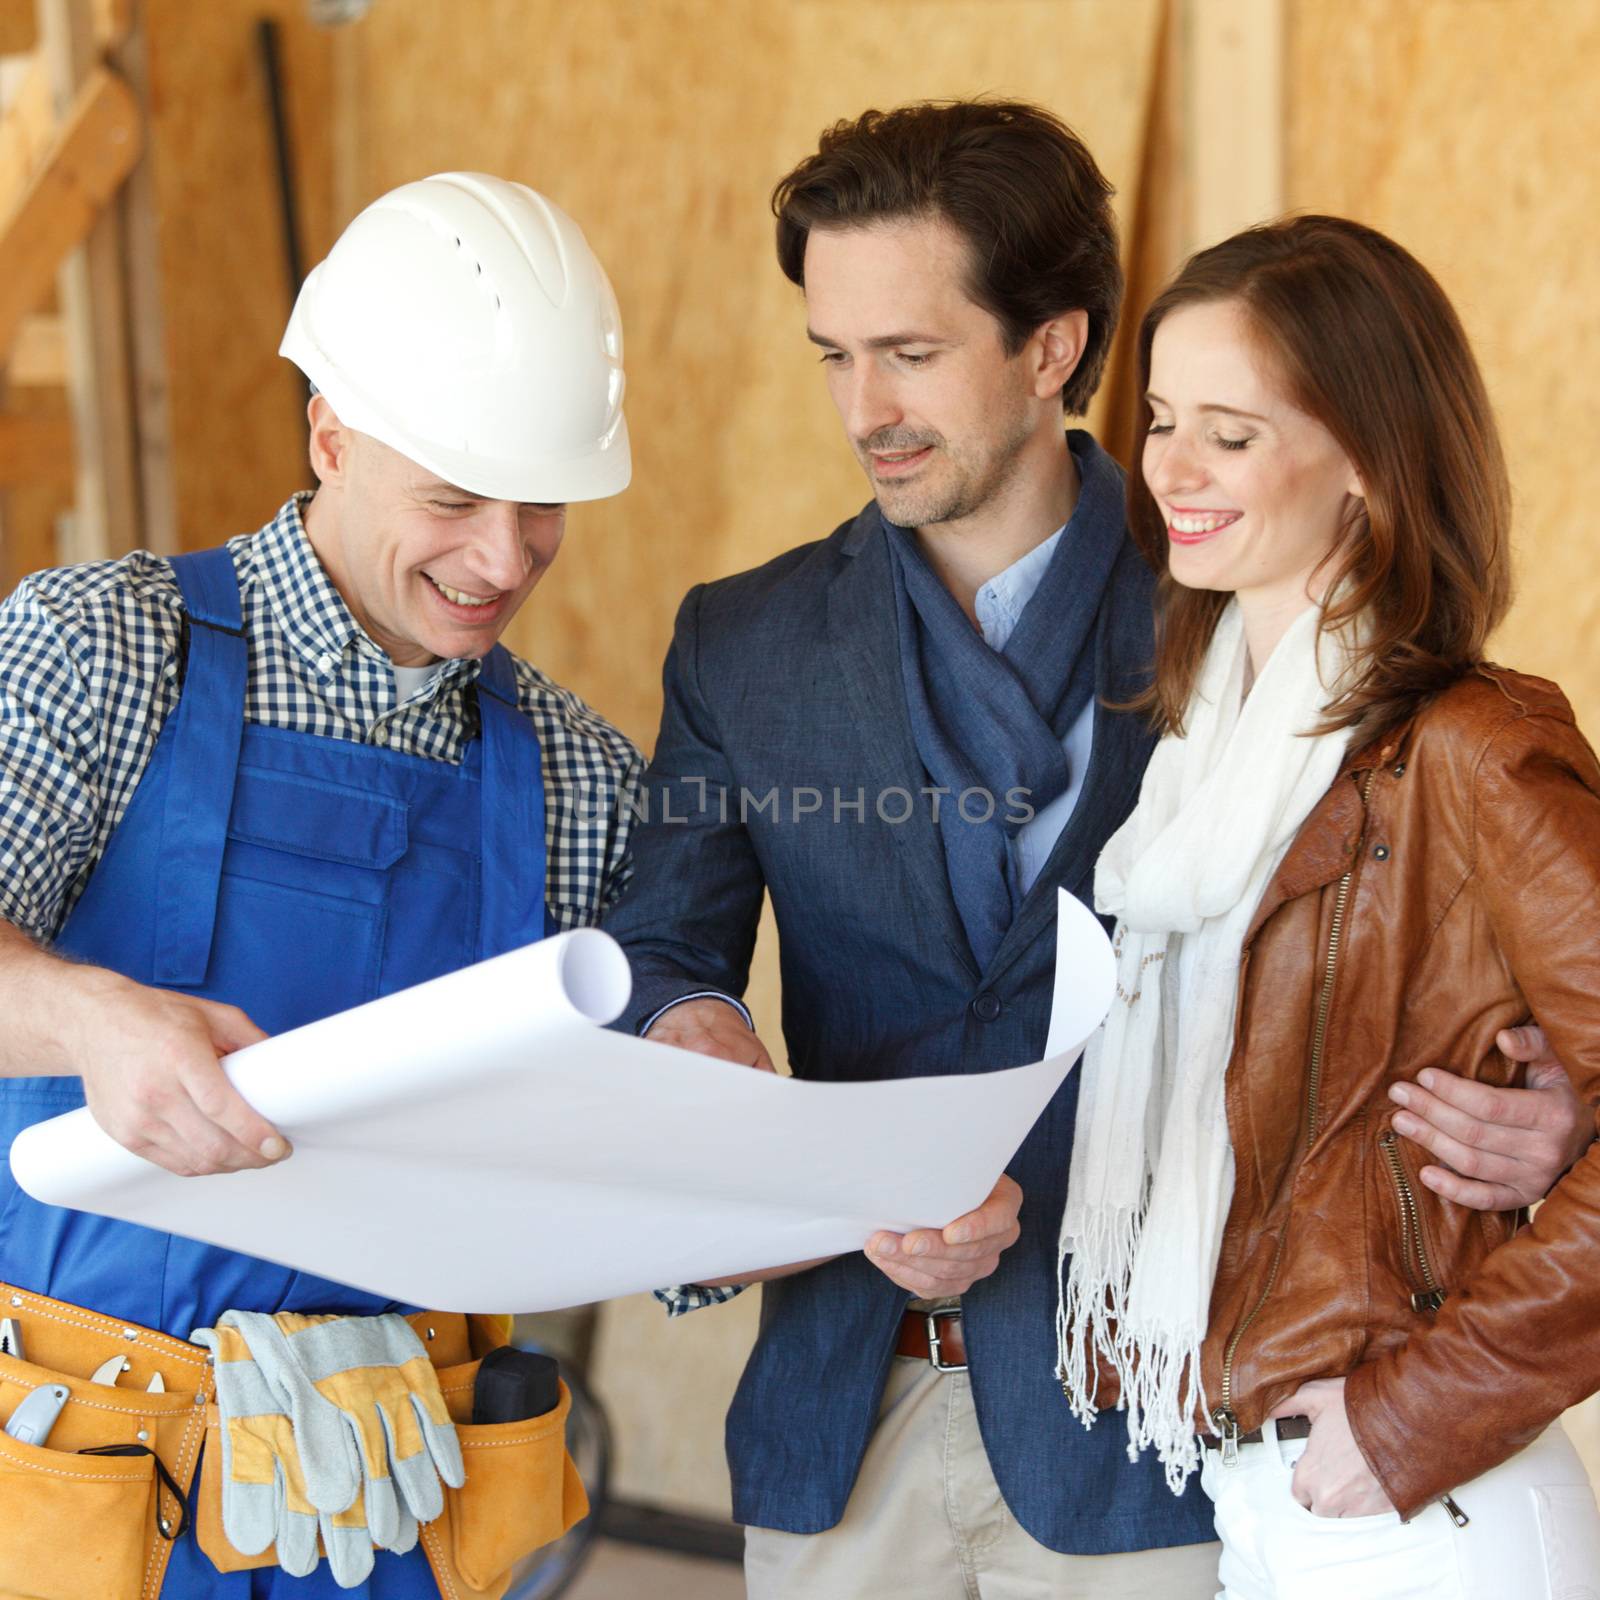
[885,431,1129,971]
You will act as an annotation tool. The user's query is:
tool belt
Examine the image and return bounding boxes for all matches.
[0,1283,587,1600]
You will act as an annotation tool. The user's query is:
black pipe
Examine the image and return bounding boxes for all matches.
[257,17,305,298]
[256,17,309,448]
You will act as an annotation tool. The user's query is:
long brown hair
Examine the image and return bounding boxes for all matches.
[771,100,1122,416]
[1129,215,1511,739]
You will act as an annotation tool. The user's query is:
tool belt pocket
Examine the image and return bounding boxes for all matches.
[0,1349,198,1600]
[0,1422,155,1600]
[425,1361,589,1597]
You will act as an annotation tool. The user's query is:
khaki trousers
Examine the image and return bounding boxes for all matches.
[744,1355,1221,1600]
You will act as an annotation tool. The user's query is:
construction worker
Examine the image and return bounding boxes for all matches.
[0,173,635,1596]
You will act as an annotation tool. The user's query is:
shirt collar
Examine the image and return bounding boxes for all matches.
[254,492,484,692]
[973,524,1067,651]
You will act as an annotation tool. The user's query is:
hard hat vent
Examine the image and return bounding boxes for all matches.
[429,171,571,311]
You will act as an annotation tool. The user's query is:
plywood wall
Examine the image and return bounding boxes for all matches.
[338,0,1160,744]
[1286,0,1600,738]
[142,0,336,549]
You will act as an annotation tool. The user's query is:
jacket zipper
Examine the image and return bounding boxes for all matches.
[1212,768,1377,1463]
[1379,1129,1447,1313]
[1382,1090,1466,1523]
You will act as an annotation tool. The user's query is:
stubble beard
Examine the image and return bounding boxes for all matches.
[865,406,1035,531]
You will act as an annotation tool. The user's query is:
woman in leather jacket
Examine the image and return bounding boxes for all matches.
[1056,214,1600,1598]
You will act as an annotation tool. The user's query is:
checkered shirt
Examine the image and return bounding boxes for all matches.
[0,493,641,945]
[655,1280,743,1316]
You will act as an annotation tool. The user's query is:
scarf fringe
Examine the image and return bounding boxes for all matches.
[1055,1206,1139,1427]
[1056,1207,1212,1495]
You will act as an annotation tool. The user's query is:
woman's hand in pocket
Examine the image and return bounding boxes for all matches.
[1271,1377,1396,1518]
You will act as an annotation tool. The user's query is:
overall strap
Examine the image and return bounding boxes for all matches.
[153,548,248,985]
[474,645,549,956]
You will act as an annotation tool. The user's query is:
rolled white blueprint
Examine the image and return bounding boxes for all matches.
[11,892,1112,1311]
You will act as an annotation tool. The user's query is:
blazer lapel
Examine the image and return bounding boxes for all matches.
[827,507,980,981]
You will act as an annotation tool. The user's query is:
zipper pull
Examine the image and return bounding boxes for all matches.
[1411,1289,1447,1314]
[1212,1408,1241,1467]
[1439,1492,1469,1527]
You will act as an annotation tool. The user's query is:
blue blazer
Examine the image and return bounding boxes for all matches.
[604,502,1214,1554]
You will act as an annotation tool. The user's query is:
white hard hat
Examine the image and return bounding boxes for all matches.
[281,172,630,503]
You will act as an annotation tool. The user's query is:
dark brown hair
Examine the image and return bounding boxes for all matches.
[771,100,1122,415]
[1129,214,1511,740]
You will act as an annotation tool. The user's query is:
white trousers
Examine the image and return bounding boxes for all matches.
[1200,1418,1600,1600]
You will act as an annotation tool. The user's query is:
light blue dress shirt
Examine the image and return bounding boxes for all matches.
[972,524,1097,894]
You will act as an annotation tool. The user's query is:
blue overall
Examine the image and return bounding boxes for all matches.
[0,546,550,1596]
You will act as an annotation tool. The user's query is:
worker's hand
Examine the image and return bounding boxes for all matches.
[1271,1377,1395,1518]
[68,970,287,1176]
[1389,1025,1595,1210]
[645,997,778,1072]
[865,1174,1023,1298]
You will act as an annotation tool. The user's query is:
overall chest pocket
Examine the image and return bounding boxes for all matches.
[209,768,410,1035]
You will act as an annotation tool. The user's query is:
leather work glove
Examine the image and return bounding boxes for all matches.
[193,1311,464,1587]
[192,1318,394,1585]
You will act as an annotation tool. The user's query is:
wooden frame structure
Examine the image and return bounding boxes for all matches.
[0,0,164,585]
[1100,0,1286,469]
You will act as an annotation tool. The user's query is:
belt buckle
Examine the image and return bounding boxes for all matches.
[925,1308,966,1373]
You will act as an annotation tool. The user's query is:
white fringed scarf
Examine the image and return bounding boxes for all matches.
[1056,600,1360,1492]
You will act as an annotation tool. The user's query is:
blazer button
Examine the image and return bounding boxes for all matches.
[971,993,1003,1023]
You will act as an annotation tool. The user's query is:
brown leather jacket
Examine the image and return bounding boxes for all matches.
[1196,665,1600,1519]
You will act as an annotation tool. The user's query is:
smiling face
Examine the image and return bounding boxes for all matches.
[1144,298,1363,629]
[301,400,566,666]
[802,216,1062,531]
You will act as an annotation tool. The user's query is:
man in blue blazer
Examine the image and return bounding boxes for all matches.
[603,100,1586,1598]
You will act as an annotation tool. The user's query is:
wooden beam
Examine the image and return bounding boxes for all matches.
[0,64,140,357]
[40,0,144,561]
[0,52,54,214]
[1099,0,1183,471]
[1184,0,1285,250]
[7,311,64,382]
[94,0,134,51]
[0,343,74,585]
[0,410,73,486]
[105,12,172,552]
[0,8,37,55]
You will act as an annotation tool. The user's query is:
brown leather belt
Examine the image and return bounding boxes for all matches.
[1201,1414,1312,1449]
[895,1307,967,1371]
